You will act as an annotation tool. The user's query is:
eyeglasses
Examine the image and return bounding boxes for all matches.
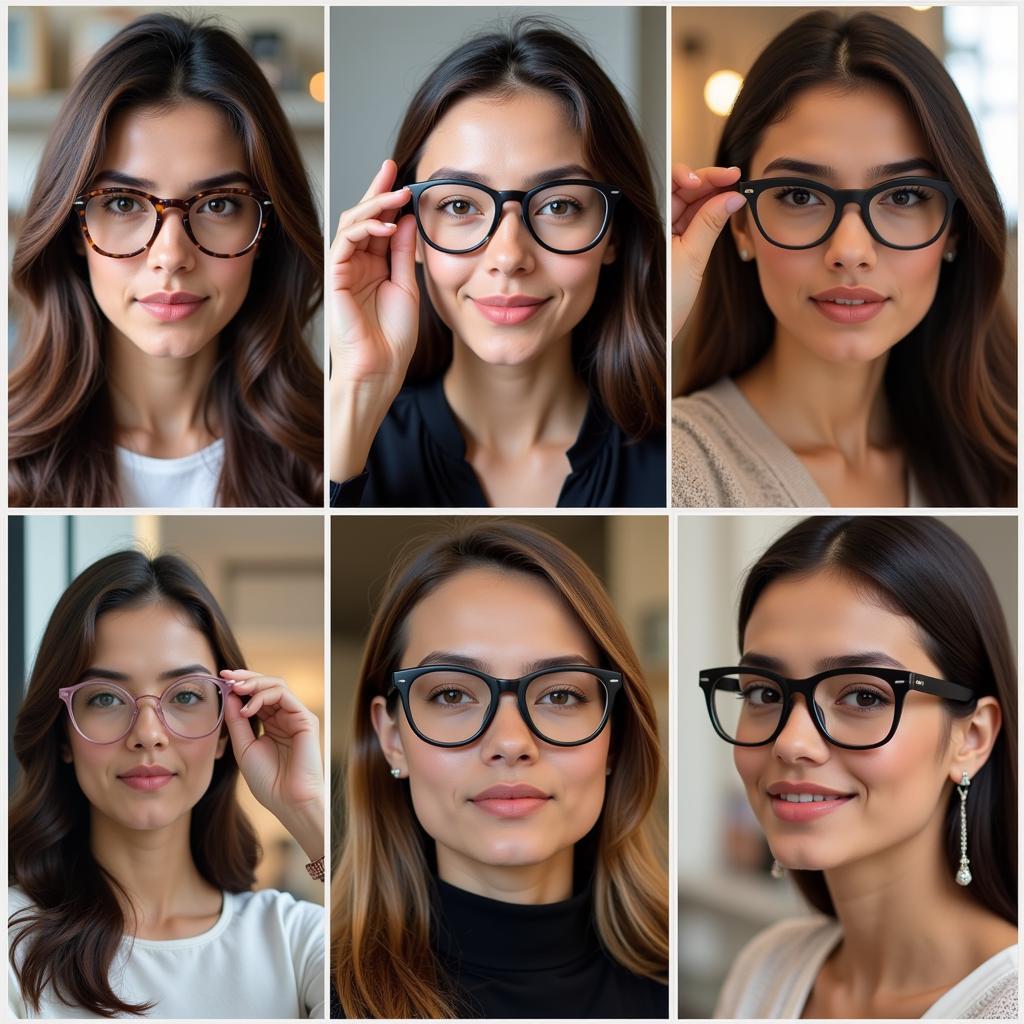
[388,665,623,747]
[406,178,621,255]
[698,665,974,750]
[58,675,232,743]
[734,176,958,250]
[73,187,273,259]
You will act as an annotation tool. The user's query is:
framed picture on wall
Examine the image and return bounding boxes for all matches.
[9,7,50,96]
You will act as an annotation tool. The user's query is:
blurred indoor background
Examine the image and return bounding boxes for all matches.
[671,4,1018,387]
[7,514,325,905]
[329,515,669,863]
[676,513,1017,1017]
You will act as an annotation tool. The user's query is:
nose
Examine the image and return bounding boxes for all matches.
[484,201,536,276]
[823,203,877,271]
[146,207,196,274]
[770,694,830,764]
[478,693,539,764]
[125,695,170,750]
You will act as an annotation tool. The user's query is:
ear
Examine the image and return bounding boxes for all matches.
[729,207,755,262]
[215,727,229,760]
[414,233,424,266]
[371,695,408,775]
[61,741,74,764]
[600,238,616,266]
[948,696,1001,782]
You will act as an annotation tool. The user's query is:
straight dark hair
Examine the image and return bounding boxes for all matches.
[679,12,1015,506]
[738,516,1017,925]
[391,18,665,441]
[9,14,323,507]
[8,551,260,1017]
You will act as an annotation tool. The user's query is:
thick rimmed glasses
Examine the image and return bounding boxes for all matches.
[406,179,621,255]
[73,187,273,258]
[699,666,974,750]
[734,177,958,250]
[389,665,623,747]
[59,675,232,743]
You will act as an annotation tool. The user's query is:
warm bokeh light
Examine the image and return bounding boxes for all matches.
[910,6,933,11]
[704,69,743,117]
[309,71,325,103]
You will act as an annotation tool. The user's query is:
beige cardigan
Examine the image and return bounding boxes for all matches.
[672,377,923,508]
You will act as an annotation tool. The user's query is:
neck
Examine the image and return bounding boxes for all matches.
[436,843,574,905]
[442,333,588,457]
[739,329,891,460]
[107,329,219,456]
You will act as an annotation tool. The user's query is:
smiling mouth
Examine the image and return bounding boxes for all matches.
[778,792,844,803]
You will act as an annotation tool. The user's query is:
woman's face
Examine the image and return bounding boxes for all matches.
[83,101,257,360]
[731,83,951,363]
[63,601,227,834]
[373,567,611,886]
[413,88,615,366]
[734,569,973,875]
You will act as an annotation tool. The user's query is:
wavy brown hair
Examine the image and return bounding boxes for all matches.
[678,12,1016,506]
[739,517,1016,925]
[8,551,261,1017]
[9,14,323,507]
[331,521,668,1017]
[391,19,665,441]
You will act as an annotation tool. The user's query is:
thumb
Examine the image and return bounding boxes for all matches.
[223,691,258,762]
[676,191,747,282]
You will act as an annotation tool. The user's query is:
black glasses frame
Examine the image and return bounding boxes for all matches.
[698,665,974,750]
[389,665,623,747]
[406,178,621,255]
[733,176,959,251]
[73,186,274,259]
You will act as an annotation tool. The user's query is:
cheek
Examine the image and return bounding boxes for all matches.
[733,746,769,791]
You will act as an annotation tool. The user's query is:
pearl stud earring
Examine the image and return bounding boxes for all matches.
[390,767,402,779]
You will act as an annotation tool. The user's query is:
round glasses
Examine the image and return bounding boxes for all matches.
[698,666,974,750]
[389,665,623,747]
[73,187,273,259]
[58,675,232,743]
[406,178,621,255]
[735,176,958,250]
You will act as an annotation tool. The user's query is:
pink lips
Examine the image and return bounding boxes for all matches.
[118,765,176,791]
[470,783,552,819]
[767,781,855,823]
[810,285,888,325]
[472,294,549,326]
[137,291,207,322]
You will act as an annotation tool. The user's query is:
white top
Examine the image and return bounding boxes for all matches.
[715,916,1019,1019]
[117,438,224,508]
[8,886,324,1019]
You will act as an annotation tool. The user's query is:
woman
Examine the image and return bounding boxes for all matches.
[9,14,323,508]
[8,551,326,1018]
[331,521,668,1017]
[330,21,666,508]
[698,517,1017,1017]
[671,12,1015,507]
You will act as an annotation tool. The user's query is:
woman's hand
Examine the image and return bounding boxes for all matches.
[329,158,421,482]
[671,164,746,338]
[222,669,324,863]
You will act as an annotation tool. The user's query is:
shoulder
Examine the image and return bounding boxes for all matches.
[229,888,324,943]
[939,945,1018,1020]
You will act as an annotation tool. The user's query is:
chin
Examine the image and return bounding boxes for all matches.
[475,838,556,866]
[123,328,216,360]
[796,326,899,364]
[460,331,550,367]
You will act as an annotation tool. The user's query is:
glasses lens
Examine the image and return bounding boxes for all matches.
[868,183,948,247]
[188,192,263,255]
[755,184,835,247]
[84,192,158,256]
[415,184,495,252]
[160,676,224,738]
[814,673,896,747]
[71,682,135,742]
[710,672,784,744]
[407,670,491,743]
[527,185,608,252]
[524,670,609,743]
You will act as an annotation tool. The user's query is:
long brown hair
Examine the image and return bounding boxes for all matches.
[678,12,1016,506]
[331,521,668,1017]
[739,517,1017,925]
[391,19,665,441]
[8,551,261,1017]
[9,13,323,507]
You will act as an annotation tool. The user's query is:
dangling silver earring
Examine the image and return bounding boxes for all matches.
[770,859,785,879]
[944,250,956,263]
[956,771,972,886]
[390,767,402,779]
[739,248,750,262]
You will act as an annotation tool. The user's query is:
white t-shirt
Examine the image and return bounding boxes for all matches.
[8,886,324,1019]
[715,915,1018,1019]
[117,439,224,508]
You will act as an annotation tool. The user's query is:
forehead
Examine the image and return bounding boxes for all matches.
[92,601,216,672]
[750,82,932,181]
[415,88,588,185]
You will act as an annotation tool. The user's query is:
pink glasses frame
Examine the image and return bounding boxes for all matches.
[58,675,233,744]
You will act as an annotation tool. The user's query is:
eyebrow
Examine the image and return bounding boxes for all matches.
[89,170,255,192]
[80,663,214,683]
[739,651,907,674]
[415,651,596,674]
[423,164,593,189]
[759,157,938,180]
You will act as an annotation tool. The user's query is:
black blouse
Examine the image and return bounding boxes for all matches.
[329,377,666,508]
